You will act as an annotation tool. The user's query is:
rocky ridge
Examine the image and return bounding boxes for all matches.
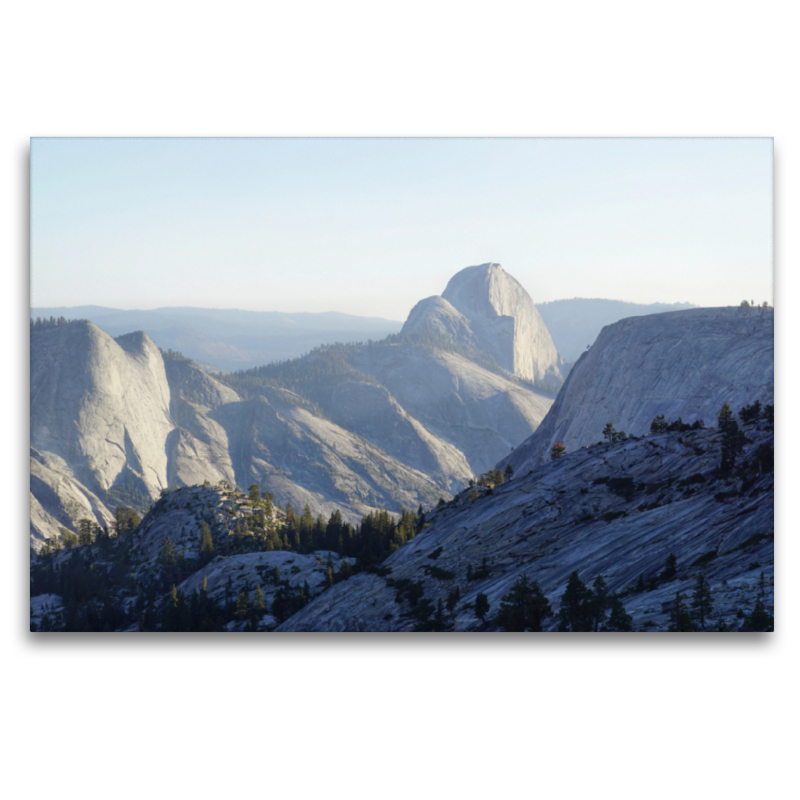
[30,483,357,632]
[29,323,453,548]
[280,420,774,631]
[31,263,563,550]
[502,306,774,473]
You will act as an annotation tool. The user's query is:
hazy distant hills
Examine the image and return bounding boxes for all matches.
[30,306,403,371]
[32,298,696,371]
[537,299,695,362]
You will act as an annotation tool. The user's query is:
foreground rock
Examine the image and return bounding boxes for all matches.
[31,483,357,632]
[279,422,774,631]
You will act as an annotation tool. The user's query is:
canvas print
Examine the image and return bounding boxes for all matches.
[29,138,774,632]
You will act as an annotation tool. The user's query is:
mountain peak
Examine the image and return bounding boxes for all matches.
[403,263,561,385]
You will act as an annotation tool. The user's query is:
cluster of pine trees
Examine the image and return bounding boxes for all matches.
[30,316,83,330]
[30,478,430,631]
[717,400,773,474]
[192,484,421,568]
[667,571,773,632]
[485,572,633,632]
[158,347,193,362]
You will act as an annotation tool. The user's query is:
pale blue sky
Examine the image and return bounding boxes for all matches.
[31,137,773,320]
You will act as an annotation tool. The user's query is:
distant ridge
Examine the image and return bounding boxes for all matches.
[537,298,695,362]
[30,306,403,371]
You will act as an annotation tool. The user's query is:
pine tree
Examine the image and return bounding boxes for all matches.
[199,522,214,563]
[163,584,180,631]
[558,572,592,631]
[604,596,634,631]
[235,590,251,621]
[254,585,266,615]
[720,418,748,472]
[162,584,190,631]
[474,592,490,623]
[718,402,733,430]
[433,598,448,631]
[446,586,461,613]
[650,414,668,434]
[661,553,678,582]
[496,575,552,632]
[78,518,95,546]
[691,573,713,630]
[224,575,234,606]
[742,599,773,631]
[504,463,514,481]
[603,423,616,443]
[550,442,566,460]
[590,575,610,631]
[160,536,177,567]
[668,591,695,631]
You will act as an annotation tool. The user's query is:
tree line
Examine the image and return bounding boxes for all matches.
[30,316,85,330]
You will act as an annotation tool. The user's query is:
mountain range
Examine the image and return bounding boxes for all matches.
[29,305,403,371]
[29,264,774,632]
[31,296,694,373]
[30,263,558,548]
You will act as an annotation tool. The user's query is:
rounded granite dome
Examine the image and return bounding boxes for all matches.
[406,263,561,383]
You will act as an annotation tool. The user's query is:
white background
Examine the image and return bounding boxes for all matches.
[3,2,796,799]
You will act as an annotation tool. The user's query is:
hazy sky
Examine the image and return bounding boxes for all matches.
[31,137,773,320]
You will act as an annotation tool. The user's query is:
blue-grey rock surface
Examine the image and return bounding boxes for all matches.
[279,422,774,631]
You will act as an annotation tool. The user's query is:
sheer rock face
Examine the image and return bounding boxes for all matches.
[402,263,561,384]
[502,307,775,473]
[31,322,175,500]
[164,359,239,489]
[30,448,115,547]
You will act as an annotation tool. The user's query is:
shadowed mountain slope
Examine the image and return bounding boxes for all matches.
[280,422,774,632]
